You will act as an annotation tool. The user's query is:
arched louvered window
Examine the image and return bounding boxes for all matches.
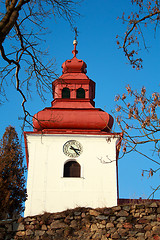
[62,87,70,99]
[63,161,81,177]
[76,88,85,99]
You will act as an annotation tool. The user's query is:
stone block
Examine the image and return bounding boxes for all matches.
[133,212,140,217]
[101,235,109,240]
[96,215,108,220]
[112,206,121,211]
[89,210,100,216]
[144,224,152,231]
[117,210,129,217]
[110,216,116,221]
[123,222,133,229]
[144,214,156,220]
[111,231,120,239]
[16,231,25,237]
[103,209,112,215]
[145,230,151,238]
[35,230,45,236]
[26,229,34,236]
[117,216,127,222]
[56,228,64,234]
[106,222,114,228]
[70,220,77,228]
[122,205,131,211]
[151,221,160,226]
[91,224,98,231]
[92,231,102,239]
[50,220,67,229]
[46,229,54,235]
[97,223,105,229]
[136,232,145,238]
[24,217,35,222]
[41,224,47,230]
[150,202,158,208]
[135,224,143,229]
[152,226,160,235]
[128,230,136,237]
[119,228,128,236]
[138,218,148,224]
[74,211,81,216]
[117,223,123,228]
[17,223,25,231]
[26,224,34,230]
[74,216,81,220]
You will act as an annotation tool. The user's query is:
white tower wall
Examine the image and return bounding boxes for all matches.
[24,133,118,217]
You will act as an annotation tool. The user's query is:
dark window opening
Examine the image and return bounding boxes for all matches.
[63,161,81,177]
[62,87,70,99]
[76,88,85,99]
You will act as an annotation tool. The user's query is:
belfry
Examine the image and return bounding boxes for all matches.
[24,38,122,217]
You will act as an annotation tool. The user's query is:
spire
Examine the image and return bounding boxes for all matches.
[61,29,87,74]
[72,27,78,57]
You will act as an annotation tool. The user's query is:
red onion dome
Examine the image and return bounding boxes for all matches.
[62,40,87,74]
[33,108,114,133]
[62,58,87,74]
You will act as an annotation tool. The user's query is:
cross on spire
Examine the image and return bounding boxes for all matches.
[74,27,78,41]
[72,27,78,57]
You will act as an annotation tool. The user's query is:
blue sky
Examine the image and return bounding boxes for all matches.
[0,0,160,199]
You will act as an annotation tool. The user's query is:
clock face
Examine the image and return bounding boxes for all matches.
[63,140,83,158]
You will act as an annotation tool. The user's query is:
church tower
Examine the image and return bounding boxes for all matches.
[24,39,122,217]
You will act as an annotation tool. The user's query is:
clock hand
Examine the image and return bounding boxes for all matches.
[72,147,80,151]
[70,146,77,151]
[70,146,80,155]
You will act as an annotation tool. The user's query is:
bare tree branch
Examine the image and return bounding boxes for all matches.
[117,0,160,69]
[114,85,160,175]
[0,0,80,129]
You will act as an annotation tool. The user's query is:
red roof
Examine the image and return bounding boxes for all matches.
[33,40,114,133]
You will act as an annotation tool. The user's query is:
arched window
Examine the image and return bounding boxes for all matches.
[76,88,85,99]
[63,161,81,177]
[62,87,70,99]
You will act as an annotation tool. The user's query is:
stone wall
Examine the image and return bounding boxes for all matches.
[1,201,160,239]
